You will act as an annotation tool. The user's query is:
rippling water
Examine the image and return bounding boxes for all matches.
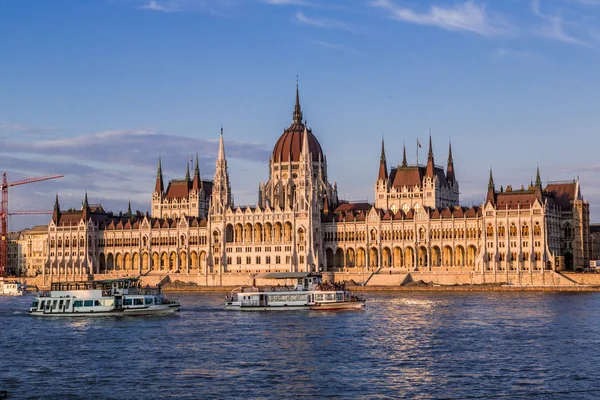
[2,292,600,399]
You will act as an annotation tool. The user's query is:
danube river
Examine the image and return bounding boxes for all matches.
[2,292,600,399]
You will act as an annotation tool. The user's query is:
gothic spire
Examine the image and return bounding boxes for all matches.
[192,153,201,190]
[447,141,455,185]
[293,78,303,124]
[428,134,434,159]
[212,126,231,212]
[53,193,60,223]
[83,191,89,208]
[535,165,542,188]
[218,126,226,161]
[378,138,388,181]
[155,157,164,194]
[426,133,435,177]
[401,141,407,167]
[127,200,132,215]
[185,161,190,182]
[486,168,495,205]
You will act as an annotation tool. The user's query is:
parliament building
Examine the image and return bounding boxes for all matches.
[14,86,591,280]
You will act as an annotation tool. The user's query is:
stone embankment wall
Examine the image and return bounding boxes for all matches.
[21,269,600,291]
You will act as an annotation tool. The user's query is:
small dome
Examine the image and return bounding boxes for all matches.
[272,122,323,163]
[271,84,324,163]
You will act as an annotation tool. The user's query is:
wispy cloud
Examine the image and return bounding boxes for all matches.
[370,0,513,37]
[532,0,590,46]
[296,11,356,32]
[492,48,533,58]
[139,0,178,12]
[129,0,240,14]
[264,0,312,5]
[568,0,600,5]
[308,38,359,54]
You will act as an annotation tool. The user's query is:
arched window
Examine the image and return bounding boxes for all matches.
[498,224,505,238]
[564,223,572,239]
[534,222,541,237]
[521,223,529,237]
[509,223,517,237]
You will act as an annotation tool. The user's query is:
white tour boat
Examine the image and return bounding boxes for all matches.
[225,272,365,311]
[29,278,180,317]
[0,277,26,296]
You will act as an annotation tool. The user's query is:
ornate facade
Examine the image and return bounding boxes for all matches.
[8,86,591,279]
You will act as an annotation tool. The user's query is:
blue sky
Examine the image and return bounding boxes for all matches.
[2,0,600,231]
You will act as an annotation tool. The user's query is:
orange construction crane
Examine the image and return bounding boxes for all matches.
[1,172,63,276]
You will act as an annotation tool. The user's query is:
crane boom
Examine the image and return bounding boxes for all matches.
[1,172,64,276]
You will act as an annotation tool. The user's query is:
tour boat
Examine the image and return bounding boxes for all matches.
[0,277,26,296]
[225,272,365,311]
[29,278,180,317]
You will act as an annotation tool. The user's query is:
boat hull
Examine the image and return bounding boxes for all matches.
[225,301,365,311]
[29,304,180,317]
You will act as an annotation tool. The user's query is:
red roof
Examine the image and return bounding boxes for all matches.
[272,122,323,163]
[545,183,577,210]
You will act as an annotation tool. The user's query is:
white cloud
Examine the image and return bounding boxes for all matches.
[492,48,532,58]
[308,38,359,54]
[370,0,512,37]
[296,11,355,32]
[139,0,177,12]
[264,0,312,5]
[532,0,590,46]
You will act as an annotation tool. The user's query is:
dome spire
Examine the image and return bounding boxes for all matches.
[293,76,303,124]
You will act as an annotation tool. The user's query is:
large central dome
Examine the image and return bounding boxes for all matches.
[271,86,324,163]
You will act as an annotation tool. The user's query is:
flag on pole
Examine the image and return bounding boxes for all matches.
[417,138,421,148]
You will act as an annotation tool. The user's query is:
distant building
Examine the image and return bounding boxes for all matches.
[590,224,600,262]
[24,85,591,279]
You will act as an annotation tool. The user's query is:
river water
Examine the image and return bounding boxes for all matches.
[2,291,600,399]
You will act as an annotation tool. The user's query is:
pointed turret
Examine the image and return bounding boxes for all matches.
[155,157,164,194]
[218,126,226,161]
[185,161,190,182]
[82,191,90,220]
[127,200,132,215]
[53,193,61,223]
[378,138,388,181]
[535,165,542,188]
[293,79,303,124]
[211,127,232,213]
[534,165,543,201]
[426,134,435,177]
[401,141,408,167]
[486,168,495,205]
[192,153,201,190]
[447,141,455,185]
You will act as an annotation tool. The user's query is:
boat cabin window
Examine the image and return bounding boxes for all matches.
[31,300,39,309]
[73,300,83,307]
[65,300,70,309]
[52,300,58,309]
[84,300,93,307]
[94,300,101,306]
[104,299,114,307]
[58,300,64,309]
[134,298,144,306]
[145,298,153,305]
[124,298,133,306]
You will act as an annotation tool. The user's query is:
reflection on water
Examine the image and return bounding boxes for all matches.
[2,292,600,399]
